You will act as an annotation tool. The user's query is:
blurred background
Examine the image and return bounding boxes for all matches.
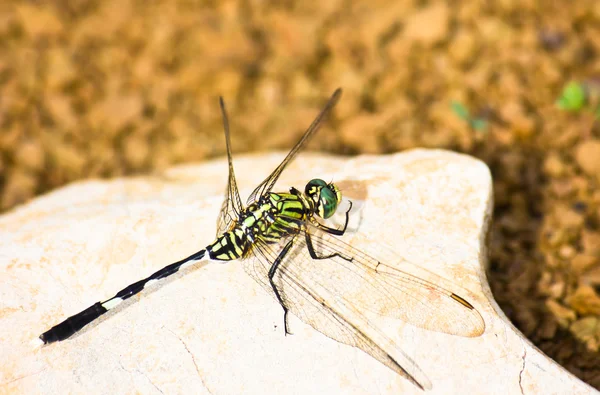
[1,0,599,388]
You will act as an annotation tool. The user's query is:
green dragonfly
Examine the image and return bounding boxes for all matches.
[39,88,485,390]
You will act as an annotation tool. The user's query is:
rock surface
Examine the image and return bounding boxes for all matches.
[0,149,593,394]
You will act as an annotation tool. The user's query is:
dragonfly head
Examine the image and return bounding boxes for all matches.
[305,179,342,219]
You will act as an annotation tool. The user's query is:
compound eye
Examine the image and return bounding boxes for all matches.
[305,179,327,197]
[318,186,338,219]
[305,179,342,219]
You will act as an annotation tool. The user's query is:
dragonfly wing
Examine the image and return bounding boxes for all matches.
[246,89,342,205]
[244,236,432,390]
[216,96,244,235]
[303,223,485,337]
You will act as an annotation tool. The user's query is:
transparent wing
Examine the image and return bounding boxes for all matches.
[246,234,432,390]
[301,222,486,336]
[216,96,244,235]
[242,223,484,375]
[246,89,342,205]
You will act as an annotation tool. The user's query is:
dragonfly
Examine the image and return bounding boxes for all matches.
[39,88,485,390]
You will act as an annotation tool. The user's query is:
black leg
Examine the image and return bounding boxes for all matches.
[268,239,295,335]
[305,231,353,262]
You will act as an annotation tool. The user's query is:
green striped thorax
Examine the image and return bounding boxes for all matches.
[305,179,342,219]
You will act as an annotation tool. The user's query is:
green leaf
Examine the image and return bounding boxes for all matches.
[556,81,586,111]
[450,101,470,120]
[471,118,488,132]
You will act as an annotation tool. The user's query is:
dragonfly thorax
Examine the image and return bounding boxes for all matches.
[243,191,312,243]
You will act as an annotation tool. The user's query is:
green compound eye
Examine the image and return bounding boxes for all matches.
[319,186,338,218]
[305,179,341,219]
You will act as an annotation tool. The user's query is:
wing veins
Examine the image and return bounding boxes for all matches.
[246,89,342,205]
[216,96,244,235]
[250,238,432,390]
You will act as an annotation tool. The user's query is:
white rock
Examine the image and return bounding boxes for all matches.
[0,149,593,394]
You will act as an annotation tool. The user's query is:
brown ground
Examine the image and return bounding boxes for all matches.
[2,0,600,389]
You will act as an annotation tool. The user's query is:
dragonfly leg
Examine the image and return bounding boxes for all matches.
[304,231,353,262]
[313,200,353,236]
[268,238,295,335]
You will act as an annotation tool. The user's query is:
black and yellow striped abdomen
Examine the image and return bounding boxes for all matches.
[206,190,313,261]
